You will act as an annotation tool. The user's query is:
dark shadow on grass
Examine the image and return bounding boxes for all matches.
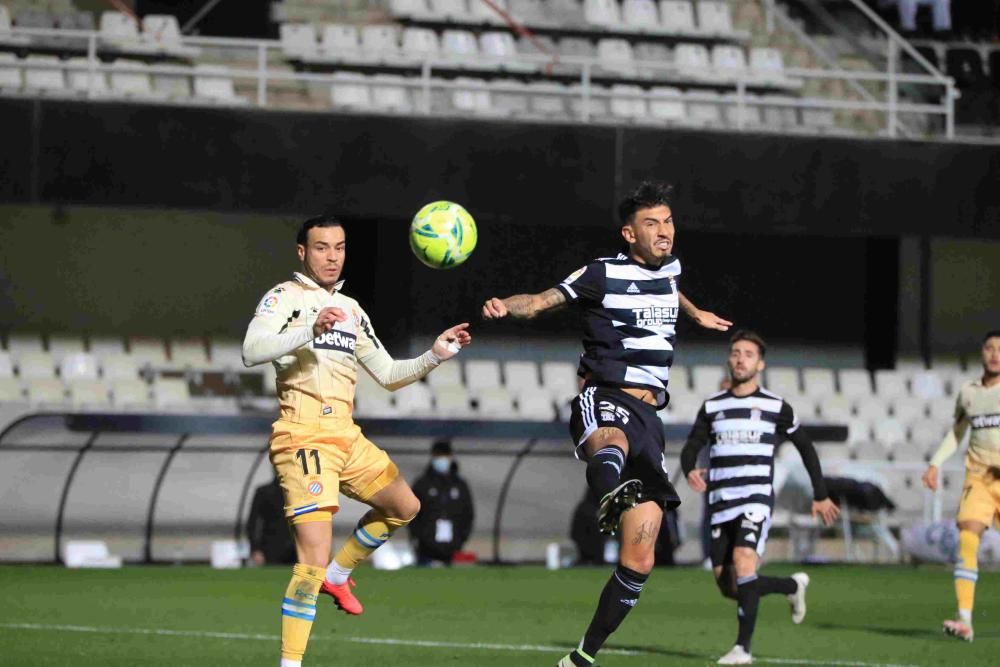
[547,640,705,660]
[815,622,972,640]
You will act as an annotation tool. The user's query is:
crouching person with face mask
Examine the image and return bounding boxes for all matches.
[409,440,475,565]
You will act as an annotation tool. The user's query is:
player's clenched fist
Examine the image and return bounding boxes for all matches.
[686,468,707,493]
[482,297,508,320]
[312,307,347,338]
[921,465,939,491]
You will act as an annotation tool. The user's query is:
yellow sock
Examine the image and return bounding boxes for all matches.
[332,509,411,572]
[955,530,979,620]
[281,563,325,662]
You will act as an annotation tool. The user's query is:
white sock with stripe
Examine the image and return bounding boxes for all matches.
[325,559,353,586]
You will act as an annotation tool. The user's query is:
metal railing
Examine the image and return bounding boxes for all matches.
[0,23,958,138]
[763,0,958,138]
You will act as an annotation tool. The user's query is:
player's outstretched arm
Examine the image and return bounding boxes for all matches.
[678,291,732,332]
[357,314,471,392]
[482,288,567,321]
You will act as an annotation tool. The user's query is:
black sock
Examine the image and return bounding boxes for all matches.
[736,574,760,651]
[567,650,593,667]
[586,446,625,499]
[581,565,648,657]
[757,575,797,596]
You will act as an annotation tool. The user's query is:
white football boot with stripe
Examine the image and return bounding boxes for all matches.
[717,644,753,665]
[788,572,810,624]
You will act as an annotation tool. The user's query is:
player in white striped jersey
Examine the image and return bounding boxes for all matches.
[483,181,731,667]
[922,330,1000,642]
[681,331,839,665]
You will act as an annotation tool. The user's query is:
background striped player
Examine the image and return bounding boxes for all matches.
[682,330,839,665]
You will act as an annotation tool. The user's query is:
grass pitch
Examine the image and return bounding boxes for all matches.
[0,563,995,666]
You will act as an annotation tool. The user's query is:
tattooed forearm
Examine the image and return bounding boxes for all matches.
[502,294,538,319]
[631,520,659,545]
[503,288,566,319]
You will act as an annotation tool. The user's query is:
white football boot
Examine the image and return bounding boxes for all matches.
[717,644,753,665]
[788,572,810,624]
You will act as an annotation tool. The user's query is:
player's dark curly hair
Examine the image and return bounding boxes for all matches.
[730,329,767,358]
[985,330,1000,343]
[617,181,675,225]
[297,214,344,246]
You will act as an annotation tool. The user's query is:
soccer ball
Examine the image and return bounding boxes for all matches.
[409,201,477,269]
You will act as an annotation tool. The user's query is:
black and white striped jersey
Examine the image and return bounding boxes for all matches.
[554,253,681,408]
[680,387,829,525]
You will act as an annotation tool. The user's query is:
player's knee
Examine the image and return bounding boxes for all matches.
[957,520,986,536]
[715,566,738,599]
[297,546,330,568]
[384,496,420,526]
[400,497,420,524]
[715,576,738,600]
[620,552,655,575]
[393,492,420,522]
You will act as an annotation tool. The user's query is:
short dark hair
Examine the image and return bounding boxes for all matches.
[985,330,1000,344]
[431,440,453,456]
[617,181,674,225]
[296,215,344,246]
[730,329,767,358]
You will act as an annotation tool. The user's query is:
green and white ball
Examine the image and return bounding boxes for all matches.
[409,201,478,269]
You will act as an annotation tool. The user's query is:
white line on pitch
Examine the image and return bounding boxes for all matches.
[0,622,919,667]
[0,623,637,657]
[757,659,919,667]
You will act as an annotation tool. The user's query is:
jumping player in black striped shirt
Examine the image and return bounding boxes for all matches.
[681,330,839,665]
[483,181,732,667]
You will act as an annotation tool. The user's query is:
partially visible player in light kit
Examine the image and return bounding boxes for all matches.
[923,330,1000,643]
[242,215,471,667]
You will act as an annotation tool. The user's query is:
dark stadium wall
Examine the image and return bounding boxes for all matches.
[1,99,998,239]
[135,0,272,38]
[0,205,993,357]
[0,206,874,351]
[929,239,1000,351]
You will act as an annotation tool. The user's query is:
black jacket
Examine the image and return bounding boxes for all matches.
[409,462,474,560]
[246,479,296,565]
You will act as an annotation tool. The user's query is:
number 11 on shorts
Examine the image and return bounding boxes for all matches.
[295,449,322,475]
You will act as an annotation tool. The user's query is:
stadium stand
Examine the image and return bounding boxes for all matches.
[0,0,964,138]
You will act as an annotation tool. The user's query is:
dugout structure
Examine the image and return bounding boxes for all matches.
[0,411,846,564]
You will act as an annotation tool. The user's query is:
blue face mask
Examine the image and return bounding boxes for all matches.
[431,457,451,474]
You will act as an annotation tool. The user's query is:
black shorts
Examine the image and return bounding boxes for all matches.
[568,385,680,510]
[709,512,771,567]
